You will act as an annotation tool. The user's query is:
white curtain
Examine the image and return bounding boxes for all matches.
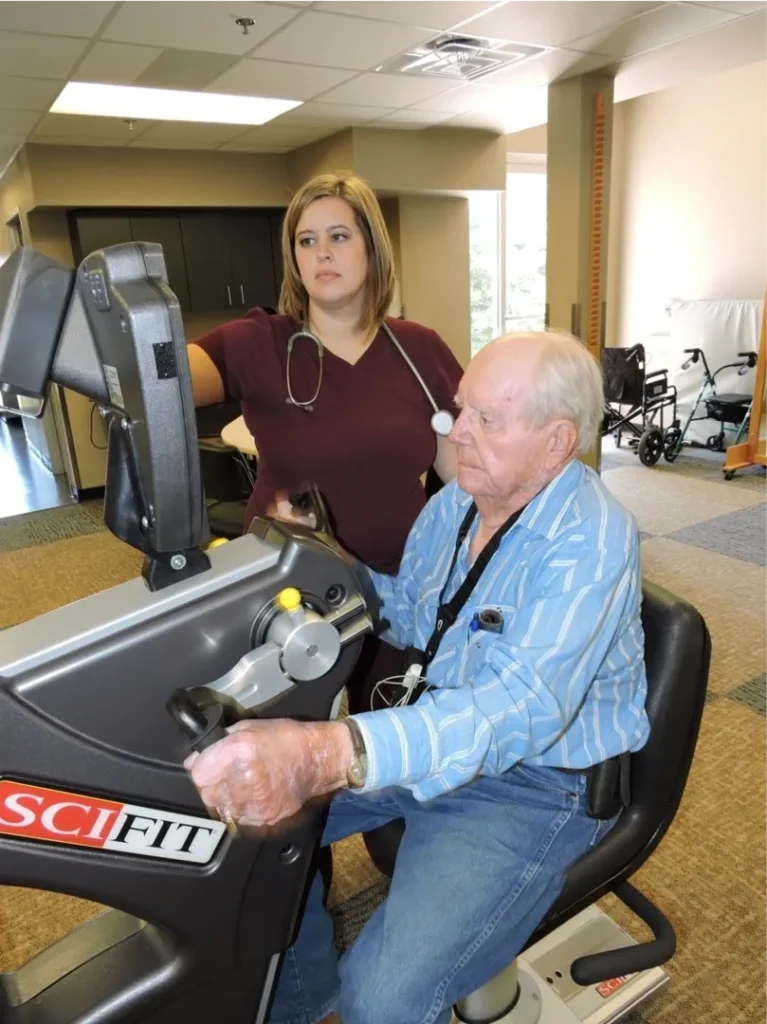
[642,299,763,445]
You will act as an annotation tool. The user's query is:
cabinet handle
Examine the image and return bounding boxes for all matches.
[227,285,232,307]
[239,284,245,305]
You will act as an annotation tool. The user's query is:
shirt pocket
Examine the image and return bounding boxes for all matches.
[460,602,518,685]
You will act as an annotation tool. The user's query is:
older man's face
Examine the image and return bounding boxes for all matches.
[449,343,556,502]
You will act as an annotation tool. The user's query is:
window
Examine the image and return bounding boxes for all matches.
[469,159,547,355]
[504,167,547,333]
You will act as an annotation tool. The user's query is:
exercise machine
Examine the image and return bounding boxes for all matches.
[0,243,711,1024]
[0,243,373,1023]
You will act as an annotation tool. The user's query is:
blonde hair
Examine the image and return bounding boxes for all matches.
[278,173,395,336]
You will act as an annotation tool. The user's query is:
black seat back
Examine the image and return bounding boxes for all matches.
[534,580,710,938]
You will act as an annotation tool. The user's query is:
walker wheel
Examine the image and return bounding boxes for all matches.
[706,433,725,452]
[638,427,663,467]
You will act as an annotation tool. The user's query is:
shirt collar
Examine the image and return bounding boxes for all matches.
[455,459,582,541]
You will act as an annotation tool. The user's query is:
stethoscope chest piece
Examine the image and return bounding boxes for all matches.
[431,409,454,437]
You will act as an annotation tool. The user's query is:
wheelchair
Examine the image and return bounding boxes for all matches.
[601,344,679,466]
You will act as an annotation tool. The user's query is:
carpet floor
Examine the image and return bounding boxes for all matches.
[0,441,764,1022]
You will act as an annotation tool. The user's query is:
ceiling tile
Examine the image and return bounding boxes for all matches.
[0,139,23,170]
[30,135,130,148]
[314,2,504,31]
[478,46,611,89]
[0,76,64,112]
[0,31,89,79]
[271,101,395,124]
[217,141,293,152]
[73,42,164,85]
[408,83,496,113]
[684,1,765,12]
[0,111,40,135]
[251,11,432,70]
[103,2,301,56]
[136,121,246,143]
[33,113,151,139]
[207,57,357,100]
[568,2,740,59]
[127,138,235,150]
[226,123,342,145]
[458,2,664,48]
[0,2,114,37]
[371,109,456,128]
[314,70,459,106]
[135,50,239,90]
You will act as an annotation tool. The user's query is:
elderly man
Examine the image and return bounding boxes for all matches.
[189,331,650,1024]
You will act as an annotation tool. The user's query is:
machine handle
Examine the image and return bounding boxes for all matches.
[167,687,231,752]
[570,881,676,985]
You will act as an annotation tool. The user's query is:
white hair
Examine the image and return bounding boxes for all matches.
[518,331,605,457]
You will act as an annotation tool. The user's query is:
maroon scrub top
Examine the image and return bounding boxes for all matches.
[194,308,464,574]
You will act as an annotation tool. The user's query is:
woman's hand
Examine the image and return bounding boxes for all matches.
[266,489,317,530]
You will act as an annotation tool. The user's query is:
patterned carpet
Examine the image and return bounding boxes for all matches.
[0,441,764,1023]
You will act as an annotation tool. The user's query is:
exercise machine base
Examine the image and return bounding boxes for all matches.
[452,906,668,1024]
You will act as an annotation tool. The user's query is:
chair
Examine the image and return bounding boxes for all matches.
[362,581,711,1022]
[195,404,252,540]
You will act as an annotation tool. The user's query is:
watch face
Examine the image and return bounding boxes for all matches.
[349,758,366,787]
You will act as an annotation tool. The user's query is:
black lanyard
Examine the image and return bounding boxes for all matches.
[405,502,526,702]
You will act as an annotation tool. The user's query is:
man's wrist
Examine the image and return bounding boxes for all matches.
[304,721,355,796]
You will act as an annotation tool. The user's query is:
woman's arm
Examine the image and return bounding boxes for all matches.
[433,434,457,482]
[187,343,225,407]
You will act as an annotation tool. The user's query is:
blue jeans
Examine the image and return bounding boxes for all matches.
[269,764,615,1024]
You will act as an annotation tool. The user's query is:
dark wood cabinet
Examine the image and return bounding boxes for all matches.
[130,215,191,312]
[179,213,231,314]
[70,206,286,319]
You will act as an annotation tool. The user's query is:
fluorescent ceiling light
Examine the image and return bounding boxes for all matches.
[51,82,302,126]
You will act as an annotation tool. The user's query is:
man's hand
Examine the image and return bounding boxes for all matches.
[185,719,354,829]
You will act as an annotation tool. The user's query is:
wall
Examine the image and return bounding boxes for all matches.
[505,125,547,156]
[398,196,471,366]
[607,60,767,347]
[26,144,290,209]
[286,129,354,190]
[0,149,34,260]
[354,127,505,193]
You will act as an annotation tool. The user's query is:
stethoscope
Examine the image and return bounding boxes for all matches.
[285,321,455,437]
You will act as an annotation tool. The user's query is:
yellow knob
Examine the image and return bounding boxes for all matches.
[276,587,302,612]
[206,537,229,549]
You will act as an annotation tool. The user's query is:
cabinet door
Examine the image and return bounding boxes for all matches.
[179,214,232,314]
[227,212,278,312]
[130,215,191,312]
[73,215,132,262]
[269,209,285,298]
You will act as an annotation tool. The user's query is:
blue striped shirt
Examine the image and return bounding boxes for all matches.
[351,459,650,802]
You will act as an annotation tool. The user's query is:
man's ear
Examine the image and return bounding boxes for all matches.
[547,420,577,465]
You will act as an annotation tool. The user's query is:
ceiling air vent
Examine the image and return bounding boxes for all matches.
[377,33,548,82]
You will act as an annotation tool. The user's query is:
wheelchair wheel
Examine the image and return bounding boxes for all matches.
[638,427,663,466]
[663,426,682,462]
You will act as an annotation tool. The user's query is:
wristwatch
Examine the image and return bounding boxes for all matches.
[344,719,368,789]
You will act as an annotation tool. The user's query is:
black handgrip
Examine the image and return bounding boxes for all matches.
[570,881,676,985]
[166,687,229,752]
[738,351,758,367]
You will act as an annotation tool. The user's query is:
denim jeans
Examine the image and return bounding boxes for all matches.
[268,764,616,1024]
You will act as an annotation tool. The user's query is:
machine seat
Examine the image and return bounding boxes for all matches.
[363,581,711,953]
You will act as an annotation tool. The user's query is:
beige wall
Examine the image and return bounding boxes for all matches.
[0,148,34,257]
[505,125,547,155]
[286,129,354,189]
[606,60,767,347]
[26,144,290,208]
[398,195,471,366]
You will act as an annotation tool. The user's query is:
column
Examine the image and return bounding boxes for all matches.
[546,73,615,470]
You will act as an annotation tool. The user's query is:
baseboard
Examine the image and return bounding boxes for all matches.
[74,486,105,502]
